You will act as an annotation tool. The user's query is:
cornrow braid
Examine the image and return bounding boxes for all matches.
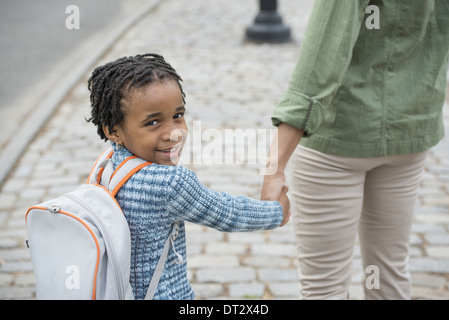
[86,53,185,141]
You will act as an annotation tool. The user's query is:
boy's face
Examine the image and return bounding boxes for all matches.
[106,80,188,165]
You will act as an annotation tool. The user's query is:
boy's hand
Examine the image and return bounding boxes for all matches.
[278,186,291,226]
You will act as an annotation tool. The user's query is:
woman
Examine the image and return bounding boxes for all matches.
[261,0,449,300]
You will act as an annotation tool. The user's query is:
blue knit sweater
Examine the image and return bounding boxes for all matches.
[110,143,283,300]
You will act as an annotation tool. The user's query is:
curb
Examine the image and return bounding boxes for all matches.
[0,0,163,187]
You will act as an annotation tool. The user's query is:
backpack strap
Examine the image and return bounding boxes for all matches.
[107,156,150,196]
[145,221,181,300]
[87,147,113,185]
[88,148,151,196]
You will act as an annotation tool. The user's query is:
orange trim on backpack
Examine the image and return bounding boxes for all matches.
[110,156,138,180]
[94,184,123,211]
[87,148,113,184]
[25,206,46,223]
[95,168,105,185]
[89,164,151,212]
[59,209,101,300]
[111,162,151,197]
[25,206,101,300]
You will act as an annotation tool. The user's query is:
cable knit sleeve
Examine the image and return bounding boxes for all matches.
[166,166,283,232]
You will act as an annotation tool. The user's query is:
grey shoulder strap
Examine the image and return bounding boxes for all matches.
[88,147,113,185]
[89,149,150,195]
[144,221,181,300]
[101,157,148,193]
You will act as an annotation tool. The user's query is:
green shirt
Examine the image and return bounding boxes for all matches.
[272,0,449,157]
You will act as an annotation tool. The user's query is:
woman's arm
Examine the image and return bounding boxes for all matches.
[263,0,370,200]
[261,123,303,201]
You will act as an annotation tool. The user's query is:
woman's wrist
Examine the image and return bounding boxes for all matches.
[265,156,285,177]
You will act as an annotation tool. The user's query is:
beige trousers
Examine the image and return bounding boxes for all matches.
[290,145,428,300]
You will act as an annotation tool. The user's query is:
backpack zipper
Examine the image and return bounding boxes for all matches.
[63,192,126,299]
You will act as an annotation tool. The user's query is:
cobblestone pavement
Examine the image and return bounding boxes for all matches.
[1,0,449,300]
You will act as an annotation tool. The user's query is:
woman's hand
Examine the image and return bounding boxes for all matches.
[261,172,290,226]
[260,123,304,226]
[261,171,287,201]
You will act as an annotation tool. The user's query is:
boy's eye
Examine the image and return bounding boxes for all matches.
[174,112,184,119]
[146,120,159,126]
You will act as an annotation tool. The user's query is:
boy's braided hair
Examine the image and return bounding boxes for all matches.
[86,53,185,141]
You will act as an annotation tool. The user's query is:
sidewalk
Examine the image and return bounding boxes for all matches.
[1,0,449,300]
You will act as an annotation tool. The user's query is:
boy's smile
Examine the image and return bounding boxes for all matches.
[104,79,188,165]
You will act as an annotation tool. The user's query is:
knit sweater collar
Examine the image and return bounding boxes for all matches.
[110,142,134,165]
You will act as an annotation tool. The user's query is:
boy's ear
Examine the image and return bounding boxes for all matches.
[102,125,122,144]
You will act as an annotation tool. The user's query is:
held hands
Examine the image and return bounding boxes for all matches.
[260,123,303,227]
[261,172,291,226]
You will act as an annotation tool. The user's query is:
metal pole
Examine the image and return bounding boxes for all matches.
[245,0,291,43]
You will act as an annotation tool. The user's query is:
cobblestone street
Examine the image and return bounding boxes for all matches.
[1,0,449,300]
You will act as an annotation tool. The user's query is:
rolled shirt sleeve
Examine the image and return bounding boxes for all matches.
[272,0,371,136]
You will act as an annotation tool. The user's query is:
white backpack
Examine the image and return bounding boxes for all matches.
[25,147,180,300]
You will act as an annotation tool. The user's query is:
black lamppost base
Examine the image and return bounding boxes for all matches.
[245,0,291,44]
